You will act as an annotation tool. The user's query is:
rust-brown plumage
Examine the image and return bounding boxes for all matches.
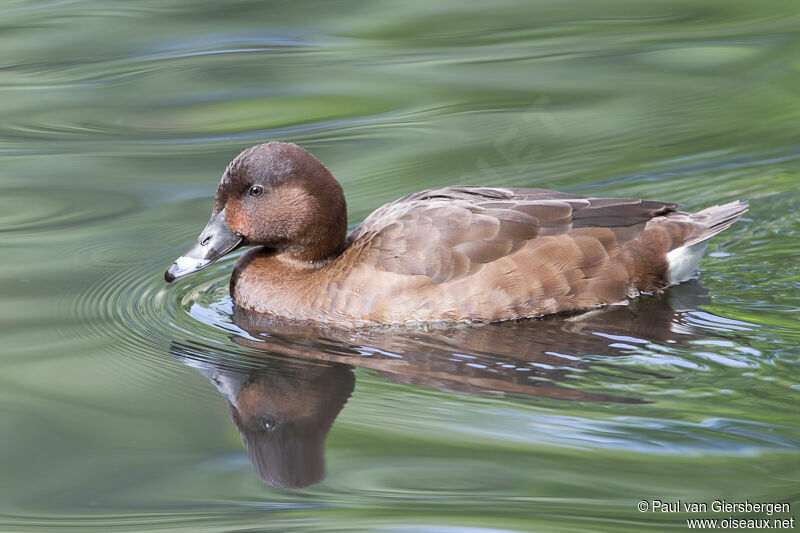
[170,142,747,326]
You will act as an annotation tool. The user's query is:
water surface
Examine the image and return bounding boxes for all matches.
[1,1,799,531]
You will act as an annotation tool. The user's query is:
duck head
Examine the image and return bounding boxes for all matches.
[165,142,347,282]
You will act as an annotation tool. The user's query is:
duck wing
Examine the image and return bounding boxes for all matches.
[345,186,679,285]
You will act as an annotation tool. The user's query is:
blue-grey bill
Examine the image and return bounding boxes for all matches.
[165,208,243,282]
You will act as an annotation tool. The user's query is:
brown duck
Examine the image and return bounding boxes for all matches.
[165,142,747,326]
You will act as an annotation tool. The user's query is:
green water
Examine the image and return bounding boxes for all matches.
[2,1,799,531]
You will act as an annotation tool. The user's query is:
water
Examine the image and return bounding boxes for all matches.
[1,1,799,531]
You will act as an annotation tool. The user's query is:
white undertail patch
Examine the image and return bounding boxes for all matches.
[666,241,709,285]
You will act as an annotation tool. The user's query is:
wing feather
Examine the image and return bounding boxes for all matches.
[346,186,678,286]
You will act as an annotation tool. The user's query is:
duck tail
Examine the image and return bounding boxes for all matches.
[685,200,748,247]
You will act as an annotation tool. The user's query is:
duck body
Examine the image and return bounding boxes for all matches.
[166,143,747,327]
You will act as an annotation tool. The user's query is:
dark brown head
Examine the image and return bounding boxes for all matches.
[165,142,347,281]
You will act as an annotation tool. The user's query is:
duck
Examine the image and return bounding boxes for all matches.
[165,142,747,326]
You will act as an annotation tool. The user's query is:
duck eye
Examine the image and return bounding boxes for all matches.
[249,185,264,197]
[262,417,276,431]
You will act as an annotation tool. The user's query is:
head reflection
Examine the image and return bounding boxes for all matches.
[180,356,353,489]
[176,280,712,489]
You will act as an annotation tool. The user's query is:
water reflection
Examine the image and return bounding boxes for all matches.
[172,280,723,488]
[178,355,353,488]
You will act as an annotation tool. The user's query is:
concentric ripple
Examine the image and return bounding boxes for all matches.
[0,188,140,234]
[72,248,260,372]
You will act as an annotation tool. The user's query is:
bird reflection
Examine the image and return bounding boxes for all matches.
[178,356,353,489]
[174,280,714,488]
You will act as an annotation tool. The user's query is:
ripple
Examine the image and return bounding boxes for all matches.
[0,187,140,234]
[69,245,264,380]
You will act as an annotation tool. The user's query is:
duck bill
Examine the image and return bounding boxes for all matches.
[165,208,243,282]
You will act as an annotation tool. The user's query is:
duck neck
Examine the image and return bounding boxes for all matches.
[275,247,342,271]
[277,189,348,269]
